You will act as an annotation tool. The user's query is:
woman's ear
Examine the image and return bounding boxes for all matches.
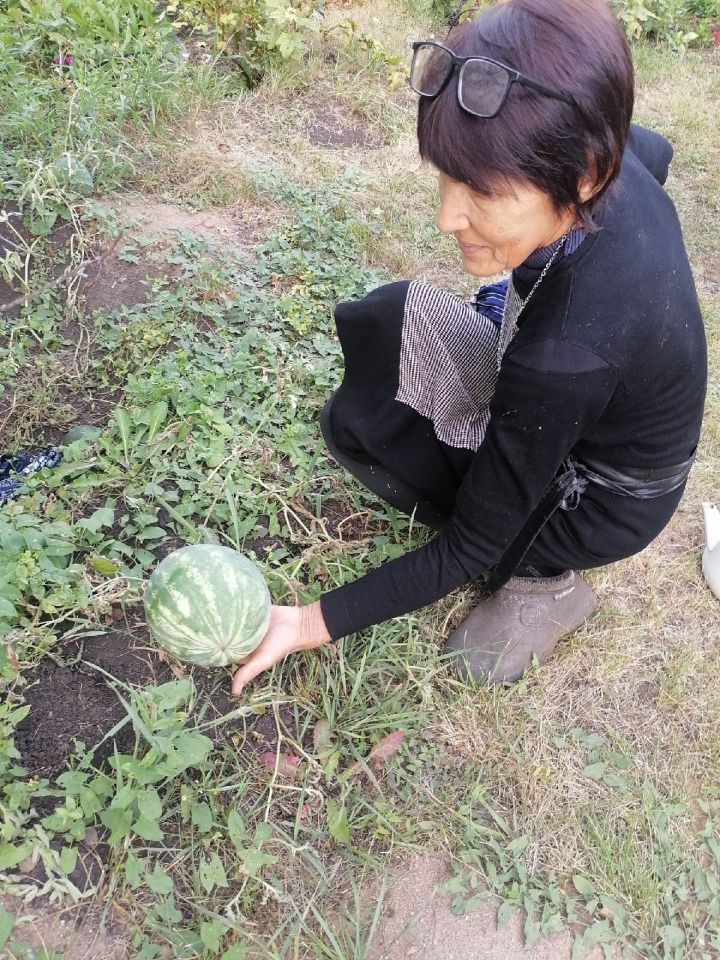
[578,173,600,203]
[579,154,612,204]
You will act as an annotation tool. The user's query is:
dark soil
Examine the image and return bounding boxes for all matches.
[79,247,174,314]
[305,101,381,150]
[16,619,299,779]
[320,497,373,540]
[15,626,174,778]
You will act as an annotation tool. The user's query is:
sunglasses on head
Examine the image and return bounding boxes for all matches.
[409,40,576,119]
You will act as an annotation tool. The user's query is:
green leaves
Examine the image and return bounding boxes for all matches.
[327,797,350,844]
[573,875,595,898]
[77,505,115,534]
[191,801,213,833]
[0,905,14,951]
[114,408,133,465]
[199,852,228,893]
[147,862,174,895]
[0,842,31,870]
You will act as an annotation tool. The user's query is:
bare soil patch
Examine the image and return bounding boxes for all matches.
[104,197,267,253]
[14,620,288,779]
[1,895,128,960]
[368,855,609,960]
[80,250,172,314]
[304,100,381,149]
[15,626,174,778]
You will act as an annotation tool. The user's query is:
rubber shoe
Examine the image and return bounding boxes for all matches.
[444,571,597,684]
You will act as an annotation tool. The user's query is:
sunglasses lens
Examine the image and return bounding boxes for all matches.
[459,59,510,117]
[410,43,453,96]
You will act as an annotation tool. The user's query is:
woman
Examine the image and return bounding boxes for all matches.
[233,0,706,692]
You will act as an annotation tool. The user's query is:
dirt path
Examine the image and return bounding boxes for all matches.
[1,895,128,960]
[369,856,608,960]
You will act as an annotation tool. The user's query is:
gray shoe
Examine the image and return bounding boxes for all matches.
[444,571,597,684]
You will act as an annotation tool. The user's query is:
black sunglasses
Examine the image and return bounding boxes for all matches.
[409,40,576,119]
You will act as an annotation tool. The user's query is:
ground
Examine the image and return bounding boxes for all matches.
[1,4,719,960]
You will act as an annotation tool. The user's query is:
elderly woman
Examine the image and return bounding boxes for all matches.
[233,0,706,692]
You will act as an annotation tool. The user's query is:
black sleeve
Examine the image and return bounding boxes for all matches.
[319,340,619,639]
[626,123,673,186]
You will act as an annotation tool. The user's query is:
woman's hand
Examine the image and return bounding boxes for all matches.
[231,602,331,695]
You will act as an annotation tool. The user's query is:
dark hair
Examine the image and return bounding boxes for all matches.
[417,0,634,225]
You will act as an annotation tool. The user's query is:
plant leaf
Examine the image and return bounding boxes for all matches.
[133,815,164,842]
[59,846,78,875]
[192,801,213,833]
[327,797,350,844]
[114,408,132,463]
[137,787,162,821]
[147,862,173,895]
[146,400,169,441]
[90,554,120,576]
[0,905,14,952]
[573,875,595,898]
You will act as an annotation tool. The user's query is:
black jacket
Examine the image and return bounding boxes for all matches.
[320,127,707,638]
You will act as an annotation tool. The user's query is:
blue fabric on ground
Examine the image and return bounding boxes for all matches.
[0,447,63,505]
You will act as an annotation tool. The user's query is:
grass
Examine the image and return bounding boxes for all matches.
[1,3,720,959]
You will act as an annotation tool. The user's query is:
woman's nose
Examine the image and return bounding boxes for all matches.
[437,197,469,235]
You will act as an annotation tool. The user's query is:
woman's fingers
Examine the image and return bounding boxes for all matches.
[232,647,280,694]
[231,606,303,695]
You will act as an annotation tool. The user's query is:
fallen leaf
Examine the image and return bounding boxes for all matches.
[313,718,333,752]
[368,730,405,771]
[259,752,301,779]
[6,645,18,671]
[169,661,186,681]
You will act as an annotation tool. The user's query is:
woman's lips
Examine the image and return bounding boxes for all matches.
[457,239,489,255]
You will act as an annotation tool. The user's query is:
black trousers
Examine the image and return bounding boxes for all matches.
[321,281,683,580]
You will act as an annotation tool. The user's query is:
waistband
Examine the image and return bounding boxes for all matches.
[571,452,695,501]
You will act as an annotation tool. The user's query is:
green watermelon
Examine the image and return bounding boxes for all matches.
[144,545,271,667]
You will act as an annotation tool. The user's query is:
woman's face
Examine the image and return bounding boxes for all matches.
[436,171,576,277]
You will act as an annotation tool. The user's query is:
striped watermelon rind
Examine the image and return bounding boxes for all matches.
[144,545,271,667]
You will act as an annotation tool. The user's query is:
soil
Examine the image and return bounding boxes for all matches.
[15,625,174,778]
[14,618,296,781]
[1,895,128,960]
[101,198,268,254]
[305,101,380,149]
[80,249,174,314]
[368,855,611,960]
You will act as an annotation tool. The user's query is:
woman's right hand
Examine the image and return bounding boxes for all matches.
[231,603,331,695]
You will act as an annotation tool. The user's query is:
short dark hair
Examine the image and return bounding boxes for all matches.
[417,0,634,225]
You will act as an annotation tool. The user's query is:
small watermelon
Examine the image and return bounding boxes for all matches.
[144,545,271,667]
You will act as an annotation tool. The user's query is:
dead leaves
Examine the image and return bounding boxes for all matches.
[367,730,405,771]
[258,751,301,779]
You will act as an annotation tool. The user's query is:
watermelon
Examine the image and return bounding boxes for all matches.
[144,545,271,667]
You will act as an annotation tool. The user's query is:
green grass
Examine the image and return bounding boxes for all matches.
[1,4,720,960]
